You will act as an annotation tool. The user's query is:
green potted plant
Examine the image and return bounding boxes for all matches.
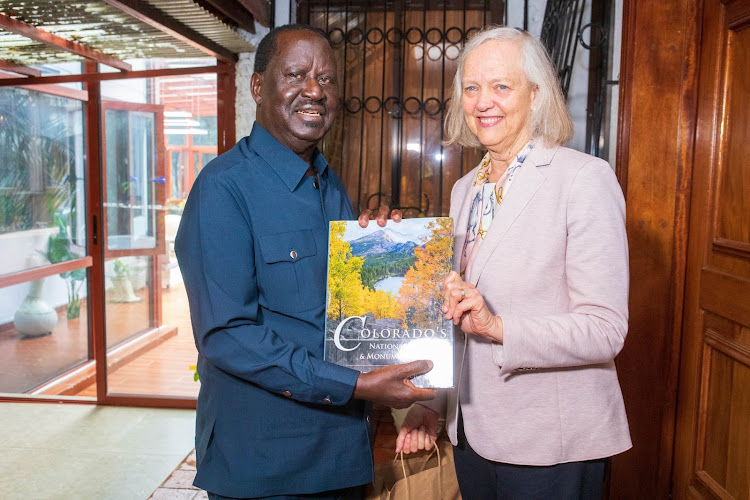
[110,257,141,303]
[114,258,130,280]
[43,214,86,319]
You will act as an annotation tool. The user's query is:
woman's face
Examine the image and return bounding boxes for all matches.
[461,39,538,155]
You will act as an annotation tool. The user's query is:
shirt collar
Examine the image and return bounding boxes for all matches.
[247,123,330,192]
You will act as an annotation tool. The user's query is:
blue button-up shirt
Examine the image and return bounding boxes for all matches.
[175,123,371,497]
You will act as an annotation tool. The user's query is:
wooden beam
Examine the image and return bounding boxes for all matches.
[0,64,229,87]
[0,13,132,72]
[17,84,89,101]
[217,59,236,152]
[0,59,41,77]
[101,0,237,63]
[238,0,271,28]
[195,0,256,33]
[0,257,92,290]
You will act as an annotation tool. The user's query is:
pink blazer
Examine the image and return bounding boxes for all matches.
[440,143,632,465]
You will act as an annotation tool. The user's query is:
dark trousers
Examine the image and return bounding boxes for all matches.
[207,485,365,500]
[454,412,606,500]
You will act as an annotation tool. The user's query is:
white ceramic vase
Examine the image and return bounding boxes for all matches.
[13,278,58,337]
[110,276,142,303]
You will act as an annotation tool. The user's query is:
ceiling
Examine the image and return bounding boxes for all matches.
[0,0,270,72]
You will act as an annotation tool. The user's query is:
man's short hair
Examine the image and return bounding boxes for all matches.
[254,24,331,74]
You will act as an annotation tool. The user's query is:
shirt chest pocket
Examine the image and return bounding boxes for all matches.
[257,229,325,313]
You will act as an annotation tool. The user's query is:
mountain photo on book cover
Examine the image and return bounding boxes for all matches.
[324,217,454,388]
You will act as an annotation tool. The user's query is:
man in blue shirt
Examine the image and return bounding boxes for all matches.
[175,24,436,499]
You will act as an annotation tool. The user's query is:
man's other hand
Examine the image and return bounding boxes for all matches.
[357,205,403,228]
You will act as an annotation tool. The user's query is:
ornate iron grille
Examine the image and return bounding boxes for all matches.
[298,1,500,217]
[540,0,585,98]
[540,0,616,158]
[298,0,617,213]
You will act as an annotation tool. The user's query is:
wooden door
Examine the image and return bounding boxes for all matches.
[673,1,750,498]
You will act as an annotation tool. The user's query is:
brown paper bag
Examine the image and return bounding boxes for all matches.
[369,438,461,500]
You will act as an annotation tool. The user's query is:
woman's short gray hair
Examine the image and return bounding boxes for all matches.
[444,25,574,148]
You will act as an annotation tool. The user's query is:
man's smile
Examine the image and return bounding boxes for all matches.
[296,105,325,118]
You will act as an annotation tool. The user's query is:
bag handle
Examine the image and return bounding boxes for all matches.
[393,438,442,500]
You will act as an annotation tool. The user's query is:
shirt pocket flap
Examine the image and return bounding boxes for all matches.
[258,229,318,264]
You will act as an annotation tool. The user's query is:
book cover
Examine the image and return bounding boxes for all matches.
[324,217,455,388]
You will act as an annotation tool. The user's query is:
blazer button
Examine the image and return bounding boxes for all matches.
[290,250,298,260]
[282,390,292,397]
[323,397,332,404]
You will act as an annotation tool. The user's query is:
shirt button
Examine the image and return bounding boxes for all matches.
[282,391,292,397]
[290,250,297,260]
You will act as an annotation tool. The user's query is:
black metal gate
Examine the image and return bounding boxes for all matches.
[298,1,500,216]
[539,0,615,159]
[297,0,616,214]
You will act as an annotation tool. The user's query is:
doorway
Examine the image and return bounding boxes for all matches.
[0,62,229,405]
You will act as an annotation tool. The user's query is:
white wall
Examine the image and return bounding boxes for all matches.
[235,52,257,141]
[234,20,271,141]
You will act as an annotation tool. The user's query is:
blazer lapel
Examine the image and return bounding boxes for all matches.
[467,145,556,285]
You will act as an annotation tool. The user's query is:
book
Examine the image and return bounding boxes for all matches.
[324,217,455,388]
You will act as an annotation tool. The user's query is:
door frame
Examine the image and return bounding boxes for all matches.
[610,0,701,498]
[0,61,235,409]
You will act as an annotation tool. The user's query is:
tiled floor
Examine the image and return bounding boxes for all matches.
[0,402,196,500]
[149,449,208,500]
[0,400,401,499]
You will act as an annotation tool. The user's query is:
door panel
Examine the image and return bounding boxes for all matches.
[100,100,167,391]
[674,1,750,498]
[0,86,93,397]
[103,103,166,256]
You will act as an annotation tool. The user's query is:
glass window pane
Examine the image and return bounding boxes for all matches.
[98,70,215,399]
[191,116,217,147]
[104,108,158,251]
[167,134,186,146]
[0,87,87,275]
[171,151,184,200]
[28,62,85,90]
[0,273,91,396]
[104,252,200,399]
[201,153,217,172]
[105,256,153,348]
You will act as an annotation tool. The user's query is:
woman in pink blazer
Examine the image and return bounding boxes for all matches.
[395,26,632,499]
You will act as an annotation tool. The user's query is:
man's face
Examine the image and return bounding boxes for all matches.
[251,30,339,158]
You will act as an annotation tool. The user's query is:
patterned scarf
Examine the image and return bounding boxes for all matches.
[460,141,535,278]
